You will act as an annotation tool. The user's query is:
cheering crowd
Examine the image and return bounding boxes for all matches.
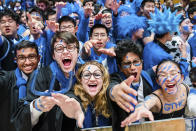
[0,0,196,131]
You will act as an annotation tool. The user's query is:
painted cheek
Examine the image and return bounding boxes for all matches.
[183,26,189,32]
[170,75,178,82]
[122,65,130,69]
[161,77,167,87]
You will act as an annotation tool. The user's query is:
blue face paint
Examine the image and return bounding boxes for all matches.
[126,56,128,60]
[122,65,130,69]
[59,40,63,44]
[177,77,181,83]
[170,75,178,82]
[192,15,196,24]
[166,64,172,72]
[161,77,167,87]
[22,49,24,52]
[183,26,189,32]
[159,65,168,72]
[87,66,90,70]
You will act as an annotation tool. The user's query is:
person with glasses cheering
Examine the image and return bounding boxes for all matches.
[70,61,111,128]
[0,40,40,131]
[121,60,189,127]
[106,39,156,131]
[81,24,118,74]
[14,32,85,131]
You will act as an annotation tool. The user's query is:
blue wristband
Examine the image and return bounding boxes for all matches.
[38,98,45,109]
[34,99,42,112]
[110,86,115,99]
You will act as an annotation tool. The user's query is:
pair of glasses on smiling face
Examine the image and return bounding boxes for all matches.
[81,70,103,80]
[54,44,76,53]
[17,54,38,62]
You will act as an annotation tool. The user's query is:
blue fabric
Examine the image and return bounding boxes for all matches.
[189,33,196,57]
[77,17,89,43]
[143,41,189,78]
[17,24,27,37]
[15,68,27,99]
[50,61,76,93]
[83,103,111,128]
[87,42,118,74]
[143,41,173,70]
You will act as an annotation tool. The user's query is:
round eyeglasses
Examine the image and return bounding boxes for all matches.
[82,70,103,80]
[54,44,76,53]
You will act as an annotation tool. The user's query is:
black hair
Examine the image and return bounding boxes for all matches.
[58,15,76,27]
[89,24,109,37]
[188,7,196,19]
[155,32,168,39]
[101,8,112,14]
[141,0,155,8]
[83,0,95,6]
[27,6,45,22]
[115,39,142,66]
[0,8,20,24]
[15,40,39,56]
[51,31,79,55]
[155,60,182,77]
[190,67,196,82]
[46,8,56,20]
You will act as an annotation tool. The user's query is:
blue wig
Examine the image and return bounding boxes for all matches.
[117,14,147,39]
[148,7,182,35]
[118,0,143,15]
[61,2,84,22]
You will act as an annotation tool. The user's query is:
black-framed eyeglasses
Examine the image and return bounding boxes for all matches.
[54,44,76,53]
[82,70,103,80]
[121,59,142,69]
[17,54,38,62]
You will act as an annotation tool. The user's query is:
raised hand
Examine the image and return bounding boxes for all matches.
[27,13,44,34]
[46,20,59,32]
[178,40,187,58]
[143,32,154,45]
[51,93,84,128]
[110,75,138,112]
[98,47,116,57]
[120,103,154,127]
[36,96,56,112]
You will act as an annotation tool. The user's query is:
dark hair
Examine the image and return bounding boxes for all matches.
[155,32,168,38]
[36,0,49,6]
[155,60,182,77]
[89,24,109,37]
[190,67,196,82]
[15,40,39,56]
[83,0,95,6]
[27,6,45,22]
[101,8,112,14]
[115,39,142,66]
[141,0,155,8]
[58,15,76,27]
[46,8,56,20]
[0,8,20,24]
[51,31,79,55]
[188,7,196,19]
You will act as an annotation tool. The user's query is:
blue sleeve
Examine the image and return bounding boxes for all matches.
[77,17,89,43]
[179,60,189,78]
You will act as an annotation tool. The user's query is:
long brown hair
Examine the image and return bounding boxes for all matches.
[74,61,110,118]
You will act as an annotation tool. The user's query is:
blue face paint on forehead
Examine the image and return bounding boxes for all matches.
[126,56,128,60]
[59,40,63,44]
[166,64,172,72]
[87,66,90,70]
[158,64,168,73]
[22,49,24,52]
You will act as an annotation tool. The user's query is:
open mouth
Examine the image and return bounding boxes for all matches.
[130,72,137,78]
[166,84,175,88]
[62,59,71,66]
[5,28,11,32]
[88,84,97,88]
